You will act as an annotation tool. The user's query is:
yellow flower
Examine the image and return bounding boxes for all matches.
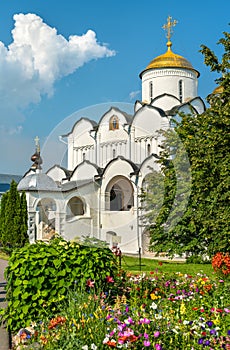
[180,302,186,315]
[213,318,220,325]
[150,293,158,300]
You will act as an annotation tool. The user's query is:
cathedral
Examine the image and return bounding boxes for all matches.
[18,17,206,255]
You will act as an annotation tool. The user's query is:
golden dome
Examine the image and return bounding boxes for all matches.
[140,41,200,78]
[212,85,224,94]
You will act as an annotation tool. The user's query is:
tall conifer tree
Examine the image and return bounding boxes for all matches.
[0,180,28,248]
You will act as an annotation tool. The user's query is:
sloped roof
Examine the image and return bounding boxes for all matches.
[17,173,61,192]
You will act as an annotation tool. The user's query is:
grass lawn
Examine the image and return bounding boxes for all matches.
[121,255,213,276]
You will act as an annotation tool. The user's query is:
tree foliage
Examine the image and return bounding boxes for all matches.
[0,180,29,248]
[141,30,230,258]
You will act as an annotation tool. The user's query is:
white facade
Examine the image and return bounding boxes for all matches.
[18,37,206,255]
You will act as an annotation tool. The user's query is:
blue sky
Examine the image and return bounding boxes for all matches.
[0,0,229,175]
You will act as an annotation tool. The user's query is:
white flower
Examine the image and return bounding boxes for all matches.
[172,328,179,334]
[155,314,163,319]
[91,344,97,350]
[103,337,110,344]
[150,301,158,309]
[183,320,190,325]
[82,346,88,350]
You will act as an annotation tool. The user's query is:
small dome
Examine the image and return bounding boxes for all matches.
[212,85,224,94]
[140,41,200,78]
[18,173,60,192]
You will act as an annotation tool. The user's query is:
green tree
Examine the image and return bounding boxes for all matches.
[18,191,29,246]
[0,191,9,244]
[142,30,230,258]
[0,180,28,248]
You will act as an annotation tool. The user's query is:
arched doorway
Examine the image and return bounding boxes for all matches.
[36,198,57,240]
[105,176,134,211]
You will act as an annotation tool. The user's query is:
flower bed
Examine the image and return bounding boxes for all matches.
[12,268,230,349]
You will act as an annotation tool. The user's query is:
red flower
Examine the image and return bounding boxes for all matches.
[20,332,27,340]
[216,308,223,313]
[106,276,114,283]
[48,316,66,329]
[106,340,117,347]
[212,252,230,276]
[118,334,138,343]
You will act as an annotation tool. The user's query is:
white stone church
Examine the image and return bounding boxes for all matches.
[18,18,206,255]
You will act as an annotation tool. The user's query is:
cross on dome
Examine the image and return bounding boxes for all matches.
[34,135,40,153]
[162,16,178,42]
[162,16,178,51]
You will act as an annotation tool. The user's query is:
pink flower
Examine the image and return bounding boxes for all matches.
[86,279,95,288]
[155,344,162,350]
[154,331,160,337]
[144,340,151,347]
[140,317,150,324]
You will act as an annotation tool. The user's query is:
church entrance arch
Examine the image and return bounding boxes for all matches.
[105,176,134,211]
[36,198,57,240]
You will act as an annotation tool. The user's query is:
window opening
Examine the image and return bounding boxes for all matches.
[179,80,183,103]
[147,143,151,156]
[66,197,84,220]
[149,81,153,100]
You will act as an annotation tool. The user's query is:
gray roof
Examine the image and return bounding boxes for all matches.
[17,173,61,192]
[61,179,94,192]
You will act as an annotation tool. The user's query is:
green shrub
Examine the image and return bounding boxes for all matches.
[0,236,117,332]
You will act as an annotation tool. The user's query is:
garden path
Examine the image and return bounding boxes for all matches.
[0,259,10,350]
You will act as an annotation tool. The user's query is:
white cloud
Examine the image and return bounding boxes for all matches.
[0,13,115,130]
[129,90,141,100]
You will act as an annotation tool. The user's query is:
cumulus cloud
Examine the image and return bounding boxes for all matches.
[0,13,115,130]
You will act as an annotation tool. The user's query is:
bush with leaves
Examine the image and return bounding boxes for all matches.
[0,236,117,332]
[141,29,230,258]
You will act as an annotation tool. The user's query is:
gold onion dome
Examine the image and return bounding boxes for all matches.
[140,41,200,77]
[140,16,200,78]
[212,85,224,94]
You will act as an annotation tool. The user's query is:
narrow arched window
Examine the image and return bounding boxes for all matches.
[109,116,119,130]
[179,80,183,103]
[82,152,86,161]
[113,149,116,158]
[147,143,151,156]
[149,81,153,100]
